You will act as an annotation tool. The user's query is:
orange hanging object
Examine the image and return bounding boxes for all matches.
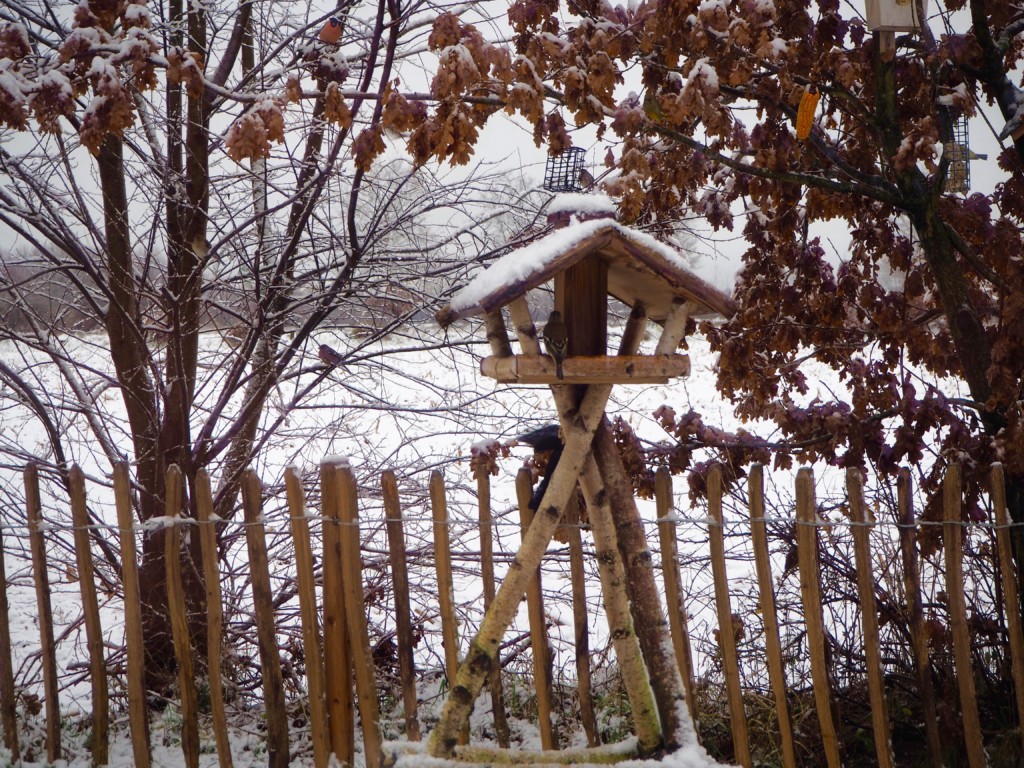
[318,16,342,44]
[796,86,820,140]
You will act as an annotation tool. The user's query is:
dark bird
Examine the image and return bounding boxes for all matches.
[542,310,569,380]
[516,425,564,511]
[318,343,344,367]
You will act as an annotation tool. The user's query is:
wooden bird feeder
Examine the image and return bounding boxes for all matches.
[436,193,736,386]
[865,0,927,32]
[425,193,737,763]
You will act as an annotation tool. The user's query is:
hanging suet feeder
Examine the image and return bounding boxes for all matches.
[542,147,590,193]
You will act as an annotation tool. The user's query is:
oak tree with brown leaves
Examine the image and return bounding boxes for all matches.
[403,1,1024,595]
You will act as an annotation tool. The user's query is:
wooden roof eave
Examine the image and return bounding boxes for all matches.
[606,232,738,319]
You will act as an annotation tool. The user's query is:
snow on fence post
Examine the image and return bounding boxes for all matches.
[896,469,943,767]
[195,469,233,768]
[24,462,61,762]
[565,489,599,747]
[475,470,511,748]
[165,465,200,768]
[992,463,1024,753]
[241,469,290,768]
[382,470,422,742]
[113,463,151,767]
[0,483,19,762]
[69,465,109,767]
[795,468,842,768]
[338,466,384,768]
[846,467,894,768]
[656,467,698,732]
[942,464,985,768]
[320,459,355,766]
[747,464,796,768]
[285,467,331,768]
[707,464,752,768]
[515,468,558,751]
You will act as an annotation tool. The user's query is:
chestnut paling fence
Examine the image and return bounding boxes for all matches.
[0,460,1022,768]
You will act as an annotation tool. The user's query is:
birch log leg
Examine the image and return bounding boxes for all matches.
[577,458,662,753]
[427,383,613,758]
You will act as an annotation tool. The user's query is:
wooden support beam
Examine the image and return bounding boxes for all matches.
[484,311,514,358]
[480,353,689,384]
[654,299,691,355]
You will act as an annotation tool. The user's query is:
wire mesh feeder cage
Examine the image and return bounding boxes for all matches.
[543,147,589,192]
[944,116,971,194]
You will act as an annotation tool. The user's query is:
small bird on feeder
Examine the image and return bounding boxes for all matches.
[318,16,343,44]
[542,310,569,380]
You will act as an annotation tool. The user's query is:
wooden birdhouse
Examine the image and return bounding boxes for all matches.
[436,193,736,385]
[865,0,927,32]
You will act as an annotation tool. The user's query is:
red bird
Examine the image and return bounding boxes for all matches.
[318,17,342,44]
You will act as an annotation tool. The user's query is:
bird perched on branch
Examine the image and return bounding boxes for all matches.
[318,16,343,44]
[542,310,569,380]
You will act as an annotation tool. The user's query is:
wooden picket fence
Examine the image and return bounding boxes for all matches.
[0,459,1023,768]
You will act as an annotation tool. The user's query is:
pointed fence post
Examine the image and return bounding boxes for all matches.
[113,463,151,767]
[747,465,796,768]
[241,469,290,768]
[25,463,61,763]
[795,468,841,768]
[382,470,422,742]
[942,464,985,768]
[707,464,751,768]
[846,467,893,768]
[195,470,233,768]
[0,493,19,762]
[896,469,943,767]
[165,465,199,768]
[338,467,383,768]
[69,466,109,767]
[285,467,331,768]
[992,463,1024,755]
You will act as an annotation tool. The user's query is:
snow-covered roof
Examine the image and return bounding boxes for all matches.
[437,205,736,327]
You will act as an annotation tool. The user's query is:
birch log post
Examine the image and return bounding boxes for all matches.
[577,457,662,753]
